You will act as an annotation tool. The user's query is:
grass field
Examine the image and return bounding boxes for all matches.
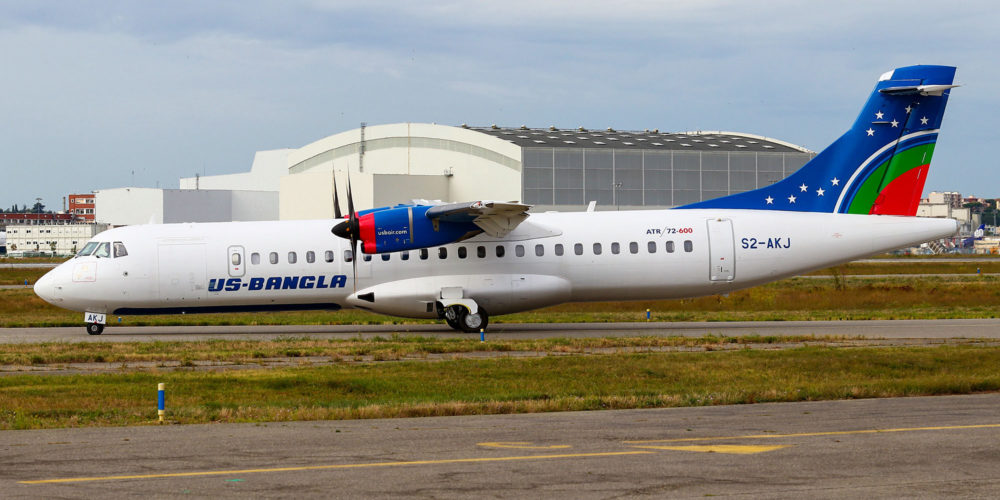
[2,345,998,429]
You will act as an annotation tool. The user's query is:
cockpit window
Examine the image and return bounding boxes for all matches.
[77,241,98,257]
[114,242,128,258]
[94,242,111,258]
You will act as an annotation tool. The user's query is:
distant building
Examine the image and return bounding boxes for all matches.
[0,213,74,232]
[5,223,108,256]
[68,194,96,222]
[927,191,962,209]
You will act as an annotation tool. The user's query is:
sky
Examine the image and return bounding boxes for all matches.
[1,0,998,210]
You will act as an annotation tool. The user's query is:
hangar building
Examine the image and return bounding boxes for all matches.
[271,123,814,219]
[97,123,814,224]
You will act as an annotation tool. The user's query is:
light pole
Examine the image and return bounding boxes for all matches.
[614,182,623,211]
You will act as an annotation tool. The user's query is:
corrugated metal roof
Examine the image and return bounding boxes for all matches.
[467,126,811,153]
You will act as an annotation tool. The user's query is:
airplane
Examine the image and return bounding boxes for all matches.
[959,224,986,248]
[34,65,960,335]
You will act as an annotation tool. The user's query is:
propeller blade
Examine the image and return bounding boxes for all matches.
[333,172,342,219]
[347,172,358,292]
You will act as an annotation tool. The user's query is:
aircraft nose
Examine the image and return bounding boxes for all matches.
[33,270,57,304]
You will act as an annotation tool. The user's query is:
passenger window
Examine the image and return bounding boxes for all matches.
[665,241,675,253]
[648,241,657,253]
[684,240,693,252]
[269,252,278,264]
[555,244,564,256]
[535,244,544,256]
[325,250,335,263]
[288,251,297,264]
[381,253,390,261]
[231,252,241,266]
[477,246,486,258]
[629,242,638,254]
[251,252,261,265]
[458,247,467,259]
[401,251,410,261]
[306,251,315,263]
[611,242,620,255]
[344,249,354,262]
[574,243,583,255]
[420,249,429,260]
[496,245,505,258]
[94,242,110,258]
[515,245,525,257]
[593,243,602,255]
[438,247,448,259]
[363,254,372,262]
[114,242,128,258]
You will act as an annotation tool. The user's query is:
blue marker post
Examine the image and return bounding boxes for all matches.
[480,329,485,342]
[157,383,165,423]
[24,279,28,288]
[646,309,651,321]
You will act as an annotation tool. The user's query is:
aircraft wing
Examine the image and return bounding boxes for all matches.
[425,201,531,238]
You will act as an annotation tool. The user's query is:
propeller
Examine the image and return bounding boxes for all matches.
[333,172,343,220]
[331,172,360,291]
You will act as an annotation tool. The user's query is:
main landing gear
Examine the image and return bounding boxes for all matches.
[86,323,105,335]
[442,304,489,333]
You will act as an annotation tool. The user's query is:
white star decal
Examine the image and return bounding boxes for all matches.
[765,196,774,205]
[890,119,899,128]
[905,105,912,114]
[788,195,796,203]
[920,116,929,125]
[816,188,825,196]
[875,111,884,119]
[831,177,840,186]
[866,128,874,136]
[799,183,808,192]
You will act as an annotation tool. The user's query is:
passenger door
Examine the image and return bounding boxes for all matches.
[706,218,735,281]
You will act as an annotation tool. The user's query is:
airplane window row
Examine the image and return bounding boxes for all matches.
[245,240,693,266]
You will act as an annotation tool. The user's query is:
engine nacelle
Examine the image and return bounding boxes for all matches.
[357,205,479,253]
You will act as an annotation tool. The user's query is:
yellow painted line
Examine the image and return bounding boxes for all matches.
[624,423,1000,444]
[478,441,571,450]
[20,451,654,485]
[633,444,789,454]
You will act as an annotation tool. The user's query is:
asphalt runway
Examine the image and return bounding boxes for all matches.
[3,394,999,498]
[4,318,1000,343]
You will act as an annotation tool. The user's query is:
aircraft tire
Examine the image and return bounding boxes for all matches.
[86,323,104,335]
[460,309,488,333]
[445,316,462,330]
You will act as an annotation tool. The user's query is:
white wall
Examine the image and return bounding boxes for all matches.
[96,188,164,225]
[373,174,450,207]
[179,149,290,191]
[230,191,279,221]
[280,170,374,220]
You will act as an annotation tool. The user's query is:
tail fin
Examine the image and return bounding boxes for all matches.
[677,65,957,215]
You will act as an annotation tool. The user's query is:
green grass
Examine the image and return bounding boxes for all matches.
[2,345,998,429]
[0,335,843,365]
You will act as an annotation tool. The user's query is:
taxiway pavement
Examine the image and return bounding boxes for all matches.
[3,318,1000,343]
[3,394,998,498]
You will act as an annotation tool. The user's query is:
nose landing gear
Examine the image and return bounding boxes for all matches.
[86,323,105,335]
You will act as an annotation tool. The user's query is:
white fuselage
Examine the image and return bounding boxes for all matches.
[34,209,957,319]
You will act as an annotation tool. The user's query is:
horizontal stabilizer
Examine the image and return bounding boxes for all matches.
[879,84,959,96]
